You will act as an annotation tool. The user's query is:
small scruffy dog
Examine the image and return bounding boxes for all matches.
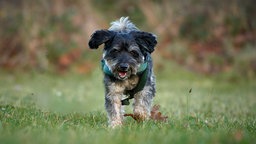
[88,17,157,127]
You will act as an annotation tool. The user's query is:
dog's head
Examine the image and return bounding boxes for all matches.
[88,30,157,80]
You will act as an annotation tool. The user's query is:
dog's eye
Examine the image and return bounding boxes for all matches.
[110,49,119,54]
[130,50,139,57]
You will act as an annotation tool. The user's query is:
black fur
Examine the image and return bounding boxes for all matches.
[130,31,157,54]
[88,30,116,49]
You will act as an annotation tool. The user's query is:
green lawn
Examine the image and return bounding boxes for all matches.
[0,62,256,144]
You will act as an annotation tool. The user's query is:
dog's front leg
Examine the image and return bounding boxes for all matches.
[105,91,123,128]
[133,86,154,121]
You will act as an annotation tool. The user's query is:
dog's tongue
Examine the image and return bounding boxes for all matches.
[118,71,127,78]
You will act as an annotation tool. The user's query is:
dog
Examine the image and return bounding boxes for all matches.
[88,17,157,127]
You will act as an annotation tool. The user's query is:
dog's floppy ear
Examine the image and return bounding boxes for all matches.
[88,30,116,49]
[131,31,157,53]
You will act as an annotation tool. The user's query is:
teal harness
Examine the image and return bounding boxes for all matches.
[101,57,149,105]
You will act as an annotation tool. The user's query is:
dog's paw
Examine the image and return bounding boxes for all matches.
[124,105,168,122]
[109,121,123,128]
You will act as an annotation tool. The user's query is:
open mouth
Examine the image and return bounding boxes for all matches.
[118,71,127,79]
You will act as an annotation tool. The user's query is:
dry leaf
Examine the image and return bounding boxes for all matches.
[150,105,168,122]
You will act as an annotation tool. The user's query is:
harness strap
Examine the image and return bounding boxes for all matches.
[121,67,148,105]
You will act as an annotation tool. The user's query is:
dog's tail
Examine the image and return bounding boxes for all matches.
[108,17,139,32]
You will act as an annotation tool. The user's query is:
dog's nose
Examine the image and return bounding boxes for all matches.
[118,63,129,71]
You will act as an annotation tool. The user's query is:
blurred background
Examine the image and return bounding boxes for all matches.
[1,2,256,142]
[0,0,255,79]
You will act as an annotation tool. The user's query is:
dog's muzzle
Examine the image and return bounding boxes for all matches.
[117,63,129,79]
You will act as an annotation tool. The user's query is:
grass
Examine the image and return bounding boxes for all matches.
[0,62,256,144]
